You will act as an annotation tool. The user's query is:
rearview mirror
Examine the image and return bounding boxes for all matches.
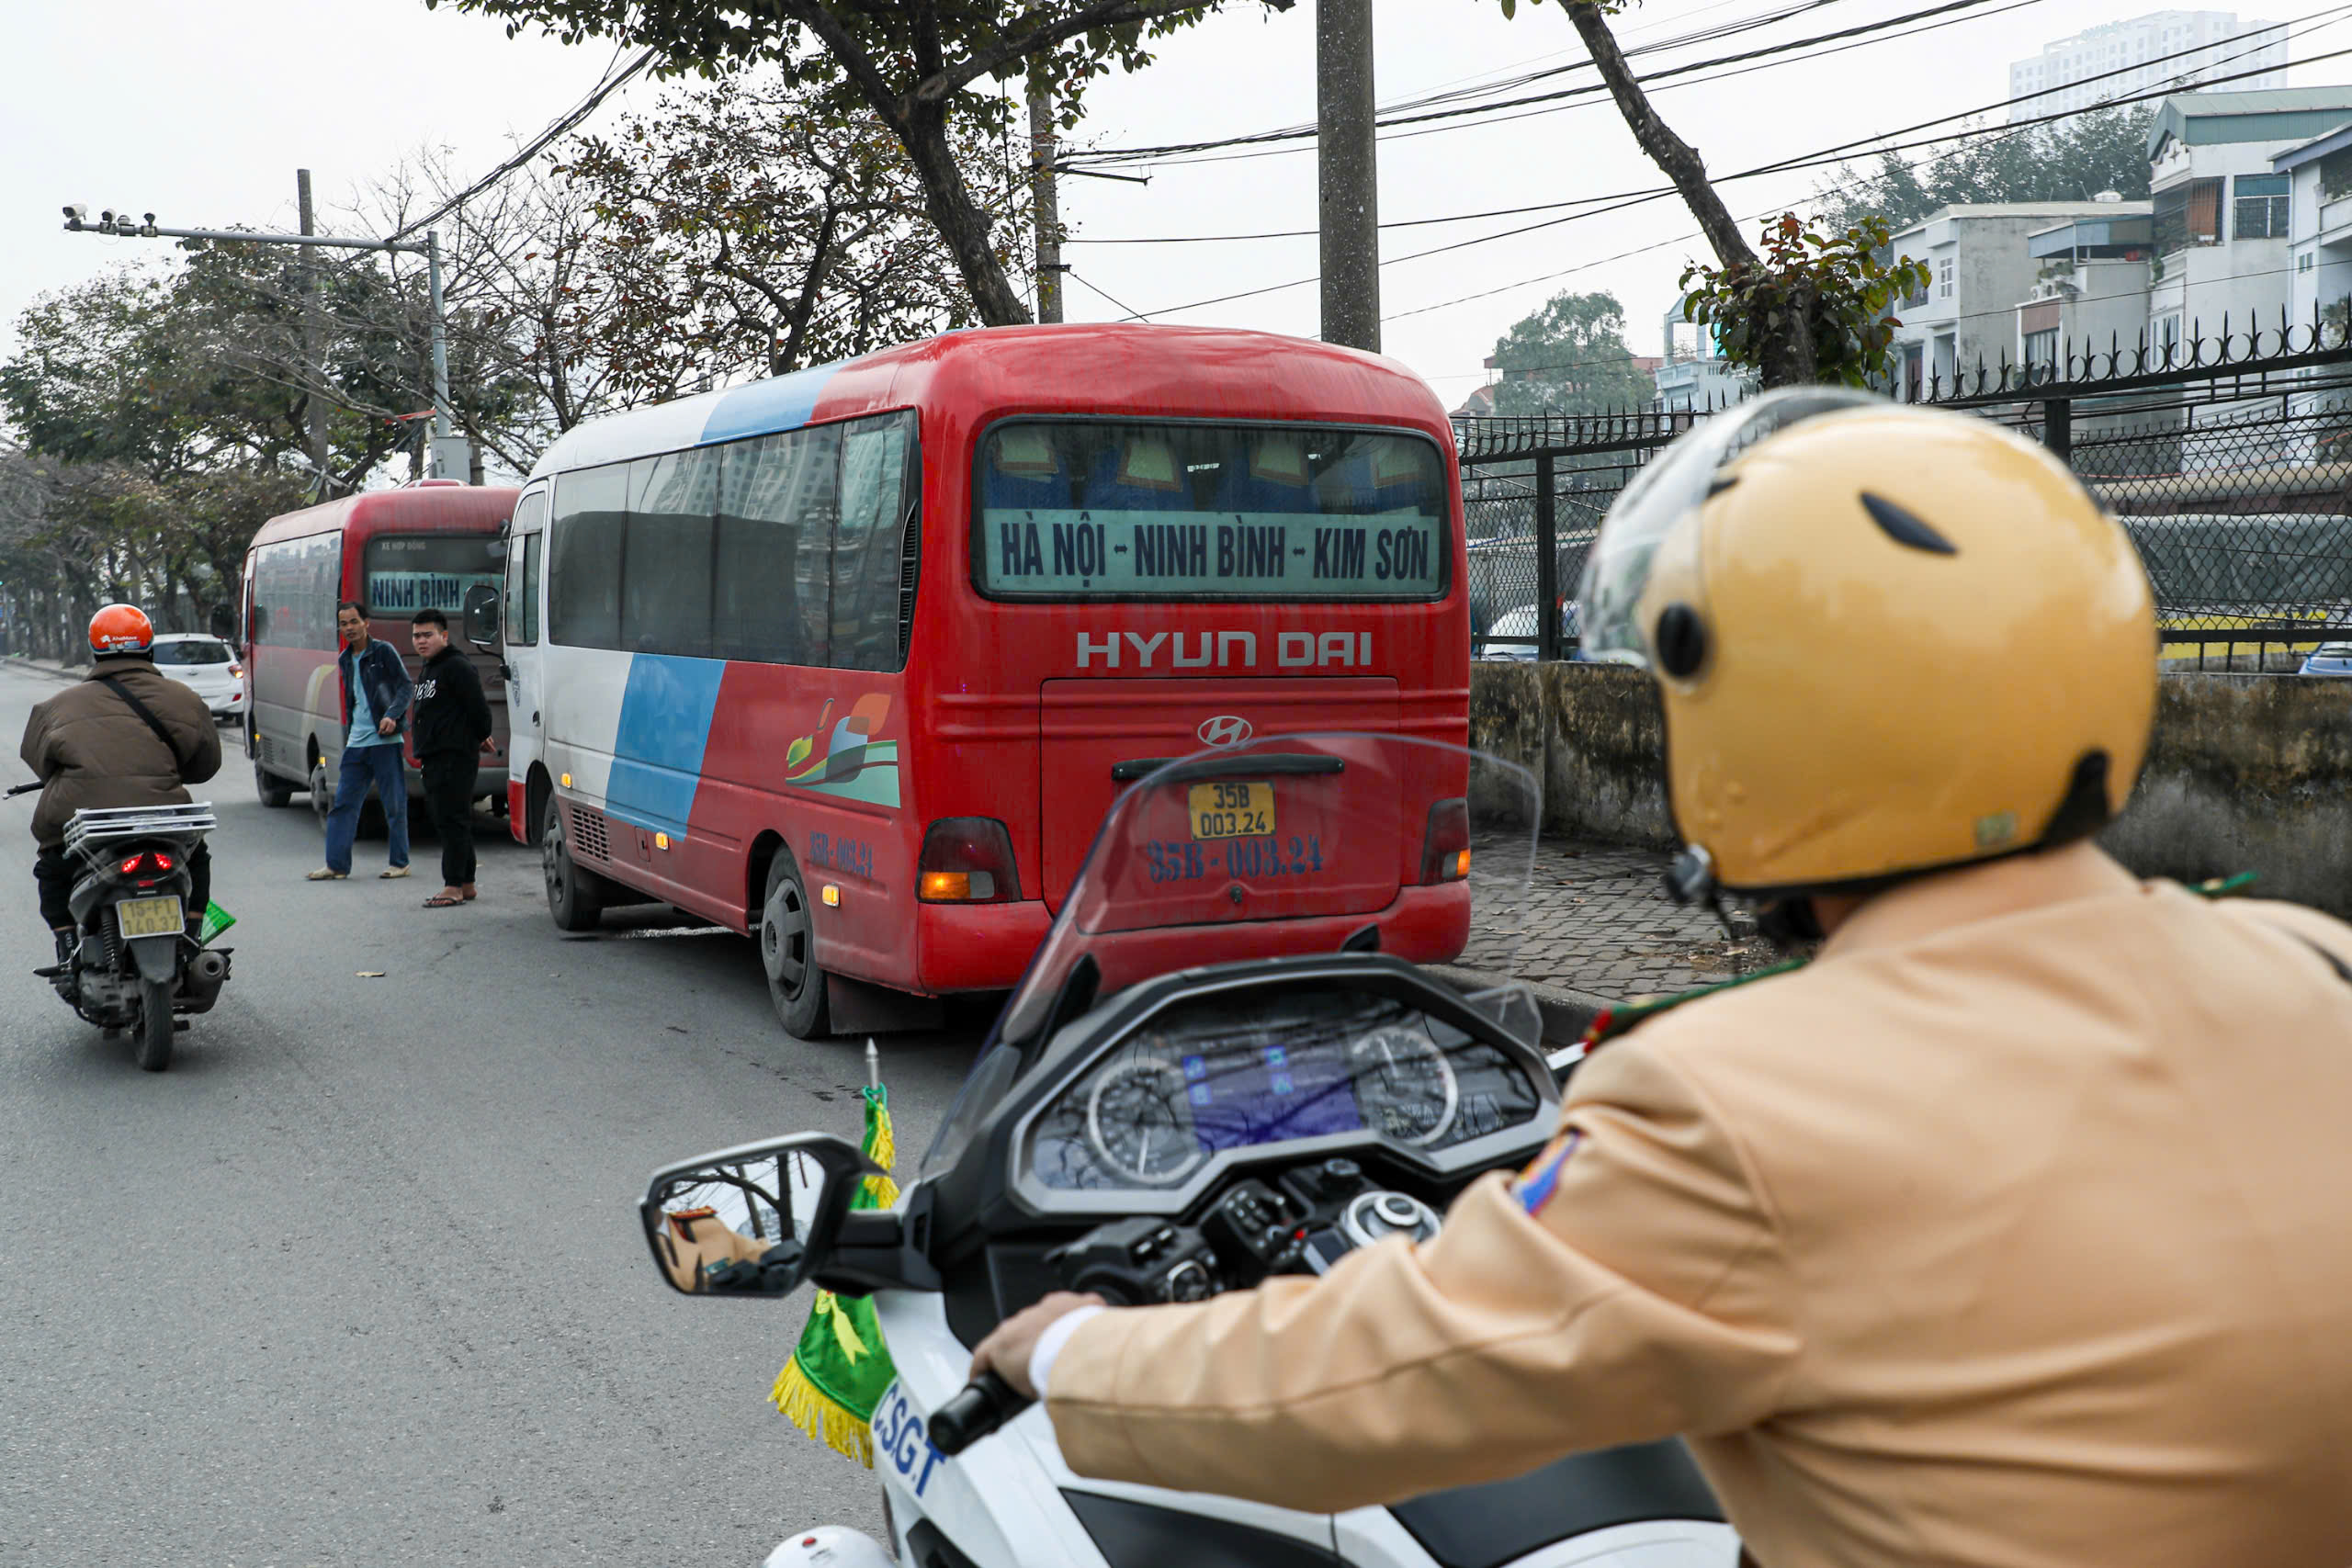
[461,582,501,651]
[639,1132,875,1298]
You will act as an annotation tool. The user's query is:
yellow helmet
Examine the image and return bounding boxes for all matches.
[1579,389,2155,897]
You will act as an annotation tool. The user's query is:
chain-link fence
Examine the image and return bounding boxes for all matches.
[1455,412,1695,660]
[1454,319,2352,671]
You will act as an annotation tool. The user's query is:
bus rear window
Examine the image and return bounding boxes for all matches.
[975,421,1447,600]
[362,535,503,619]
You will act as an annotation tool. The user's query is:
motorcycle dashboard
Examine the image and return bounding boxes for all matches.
[1015,980,1549,1209]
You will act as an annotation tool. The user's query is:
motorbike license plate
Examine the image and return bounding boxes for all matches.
[1188,782,1274,840]
[871,1381,945,1497]
[116,896,184,940]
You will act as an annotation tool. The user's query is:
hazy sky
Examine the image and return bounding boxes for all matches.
[5,0,2344,414]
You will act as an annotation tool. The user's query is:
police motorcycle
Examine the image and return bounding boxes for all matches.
[8,785,232,1072]
[637,735,1740,1568]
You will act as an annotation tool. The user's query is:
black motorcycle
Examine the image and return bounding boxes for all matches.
[13,790,232,1071]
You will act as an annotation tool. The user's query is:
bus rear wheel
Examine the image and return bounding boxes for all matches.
[543,809,605,932]
[255,760,293,808]
[760,857,830,1041]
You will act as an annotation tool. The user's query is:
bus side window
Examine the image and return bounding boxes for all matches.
[833,413,915,673]
[622,449,718,659]
[506,491,547,647]
[718,427,837,667]
[550,463,628,649]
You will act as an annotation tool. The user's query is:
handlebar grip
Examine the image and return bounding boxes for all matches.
[927,1371,1032,1456]
[5,782,41,797]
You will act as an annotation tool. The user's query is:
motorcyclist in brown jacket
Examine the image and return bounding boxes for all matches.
[20,605,222,964]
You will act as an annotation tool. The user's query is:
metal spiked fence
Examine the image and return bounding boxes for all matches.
[1455,310,2352,669]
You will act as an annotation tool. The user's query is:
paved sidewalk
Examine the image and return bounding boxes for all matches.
[1511,840,1776,998]
[1448,837,1781,1042]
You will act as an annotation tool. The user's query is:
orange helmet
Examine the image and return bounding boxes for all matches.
[88,604,155,656]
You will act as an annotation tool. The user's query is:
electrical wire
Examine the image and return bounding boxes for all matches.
[1066,0,2010,171]
[383,45,657,243]
[1117,13,2352,324]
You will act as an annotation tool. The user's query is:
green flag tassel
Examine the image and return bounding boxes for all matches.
[771,1082,900,1465]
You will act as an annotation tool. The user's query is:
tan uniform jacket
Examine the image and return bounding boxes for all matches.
[1046,846,2352,1568]
[20,660,222,848]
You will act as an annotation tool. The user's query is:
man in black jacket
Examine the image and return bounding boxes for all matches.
[408,608,493,908]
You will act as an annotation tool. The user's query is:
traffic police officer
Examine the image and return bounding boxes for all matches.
[973,390,2352,1566]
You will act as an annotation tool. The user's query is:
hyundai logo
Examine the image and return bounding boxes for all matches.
[1197,715,1253,747]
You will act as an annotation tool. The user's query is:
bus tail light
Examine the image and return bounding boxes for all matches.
[918,818,1021,903]
[1420,798,1471,884]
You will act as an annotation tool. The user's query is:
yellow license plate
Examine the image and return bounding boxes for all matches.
[116,896,184,939]
[1188,782,1274,840]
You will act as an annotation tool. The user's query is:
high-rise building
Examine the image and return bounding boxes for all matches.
[2007,11,2289,122]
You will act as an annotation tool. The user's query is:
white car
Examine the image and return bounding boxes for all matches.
[151,633,246,724]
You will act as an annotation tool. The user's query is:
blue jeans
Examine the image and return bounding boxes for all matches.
[324,742,410,874]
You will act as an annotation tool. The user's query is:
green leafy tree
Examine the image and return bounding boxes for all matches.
[1488,290,1652,415]
[424,0,1295,326]
[555,66,1031,404]
[1815,106,2158,233]
[1487,0,1893,388]
[1681,215,1930,389]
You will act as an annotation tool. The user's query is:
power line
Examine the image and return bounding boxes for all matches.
[384,46,656,243]
[1068,0,1854,166]
[1117,13,2352,324]
[1068,0,2003,171]
[1066,0,2057,249]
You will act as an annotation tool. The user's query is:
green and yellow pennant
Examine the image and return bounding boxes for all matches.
[770,1079,901,1467]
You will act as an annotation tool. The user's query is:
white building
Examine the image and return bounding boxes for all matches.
[2016,204,2156,375]
[2270,119,2352,328]
[1888,203,2156,398]
[1651,310,1753,413]
[2143,89,2352,358]
[2008,12,2287,124]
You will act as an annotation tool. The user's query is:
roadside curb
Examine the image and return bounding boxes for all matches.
[1431,964,1613,1050]
[6,658,82,683]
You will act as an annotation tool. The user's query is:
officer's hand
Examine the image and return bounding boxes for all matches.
[480,739,494,753]
[969,1291,1105,1401]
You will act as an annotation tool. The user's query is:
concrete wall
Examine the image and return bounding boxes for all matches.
[1470,662,2352,915]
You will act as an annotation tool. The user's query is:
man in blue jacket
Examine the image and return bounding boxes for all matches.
[308,599,413,882]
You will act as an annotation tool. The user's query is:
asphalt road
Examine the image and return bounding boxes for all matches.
[0,660,991,1565]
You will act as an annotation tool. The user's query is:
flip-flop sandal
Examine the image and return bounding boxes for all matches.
[423,894,466,908]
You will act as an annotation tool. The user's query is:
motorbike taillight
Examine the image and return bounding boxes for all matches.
[119,853,144,875]
[152,852,174,871]
[118,850,174,876]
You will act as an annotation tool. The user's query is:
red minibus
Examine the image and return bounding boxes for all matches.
[503,323,1469,1039]
[243,480,514,824]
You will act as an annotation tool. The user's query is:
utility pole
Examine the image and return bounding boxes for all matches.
[296,170,329,496]
[1317,0,1380,353]
[1028,75,1064,325]
[58,204,469,481]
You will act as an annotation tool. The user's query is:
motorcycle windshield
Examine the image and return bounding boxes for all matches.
[923,734,1541,1180]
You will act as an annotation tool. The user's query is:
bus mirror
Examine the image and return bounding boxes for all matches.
[207,604,235,640]
[462,583,501,650]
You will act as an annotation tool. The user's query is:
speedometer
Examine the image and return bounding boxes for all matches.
[1086,1056,1205,1185]
[1349,1026,1459,1145]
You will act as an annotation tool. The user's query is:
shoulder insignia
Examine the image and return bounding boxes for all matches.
[1579,958,1807,1052]
[2188,872,2258,899]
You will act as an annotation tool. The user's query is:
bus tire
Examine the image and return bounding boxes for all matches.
[255,760,293,808]
[760,856,830,1041]
[543,808,605,932]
